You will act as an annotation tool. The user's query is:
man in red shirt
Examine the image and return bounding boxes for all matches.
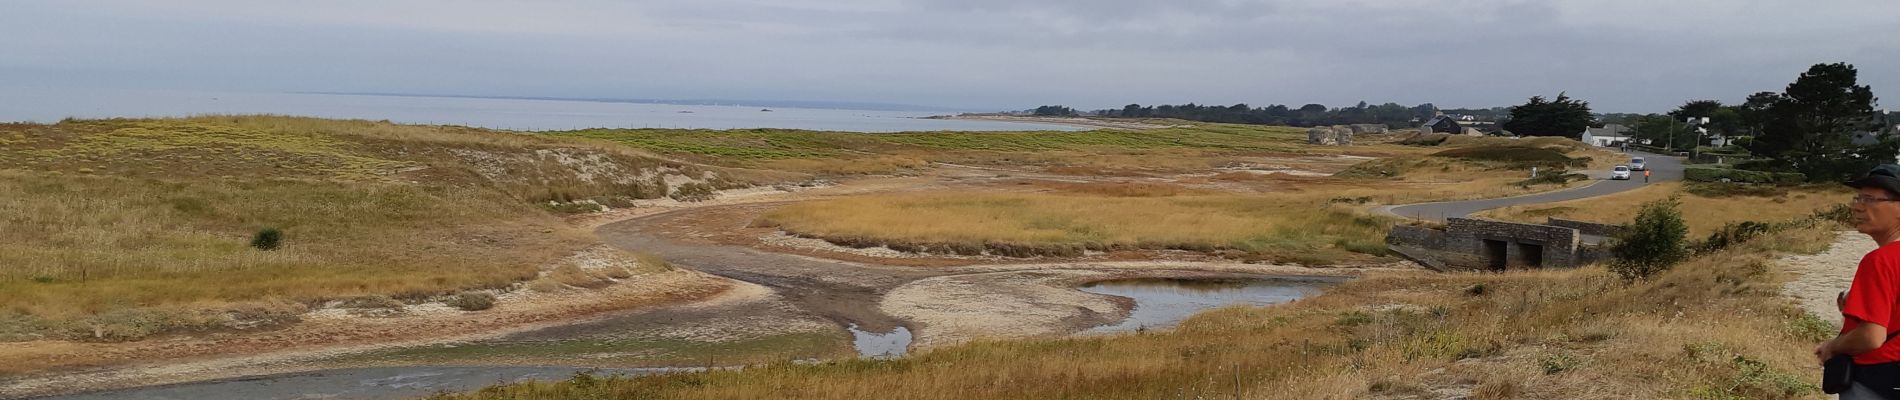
[1821,164,1900,398]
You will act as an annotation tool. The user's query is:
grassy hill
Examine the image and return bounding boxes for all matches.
[0,116,755,341]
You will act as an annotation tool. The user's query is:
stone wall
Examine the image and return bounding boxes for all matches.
[1545,218,1625,238]
[1385,218,1585,271]
[1576,244,1613,266]
[1386,224,1453,271]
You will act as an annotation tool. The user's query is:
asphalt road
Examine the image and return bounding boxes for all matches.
[1383,151,1682,222]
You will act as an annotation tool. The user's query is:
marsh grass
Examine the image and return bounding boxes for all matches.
[758,191,1393,263]
[551,124,1317,175]
[428,224,1838,400]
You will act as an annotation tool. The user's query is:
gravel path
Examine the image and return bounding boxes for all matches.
[1779,231,1875,325]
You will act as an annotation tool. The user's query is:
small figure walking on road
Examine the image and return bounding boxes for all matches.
[1643,169,1650,183]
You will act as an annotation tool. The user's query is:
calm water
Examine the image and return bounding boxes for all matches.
[1076,277,1330,334]
[0,89,1084,132]
[847,324,913,359]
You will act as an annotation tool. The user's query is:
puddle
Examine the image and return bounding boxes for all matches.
[1077,277,1326,335]
[847,324,911,358]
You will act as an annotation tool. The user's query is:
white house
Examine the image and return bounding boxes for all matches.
[1579,124,1633,147]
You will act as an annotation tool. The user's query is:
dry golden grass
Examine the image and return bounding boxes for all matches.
[0,171,586,334]
[759,191,1393,263]
[0,116,757,341]
[430,222,1839,400]
[1476,182,1852,236]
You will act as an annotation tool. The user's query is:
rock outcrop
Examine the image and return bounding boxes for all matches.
[1308,126,1356,145]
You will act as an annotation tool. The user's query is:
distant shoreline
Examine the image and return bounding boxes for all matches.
[297,92,962,113]
[927,114,1176,130]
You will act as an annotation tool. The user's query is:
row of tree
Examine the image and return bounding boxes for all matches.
[1089,102,1443,127]
[1591,63,1891,182]
[1743,63,1893,181]
[1031,62,1890,182]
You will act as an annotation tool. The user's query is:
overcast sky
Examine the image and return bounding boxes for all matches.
[3,0,1896,113]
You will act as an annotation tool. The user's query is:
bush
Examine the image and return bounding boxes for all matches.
[1431,146,1585,168]
[251,228,283,251]
[1683,182,1789,198]
[1515,172,1588,187]
[1733,159,1793,172]
[1694,221,1773,255]
[669,182,718,202]
[445,291,496,311]
[1610,197,1689,280]
[1683,166,1805,184]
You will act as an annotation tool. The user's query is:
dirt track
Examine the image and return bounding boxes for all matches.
[1780,231,1874,325]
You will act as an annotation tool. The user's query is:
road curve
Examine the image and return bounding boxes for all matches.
[1382,151,1682,222]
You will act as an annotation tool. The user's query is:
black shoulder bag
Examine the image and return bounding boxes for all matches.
[1825,330,1900,396]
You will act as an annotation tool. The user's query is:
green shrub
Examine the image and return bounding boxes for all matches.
[1684,167,1805,184]
[1610,197,1689,280]
[669,182,718,202]
[1785,313,1836,342]
[1514,172,1588,187]
[445,291,497,311]
[542,201,602,214]
[1431,146,1585,168]
[1539,352,1584,374]
[1694,221,1773,255]
[1684,182,1788,198]
[250,228,283,251]
[1733,159,1792,172]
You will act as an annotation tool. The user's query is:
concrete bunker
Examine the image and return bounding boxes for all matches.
[1386,217,1610,272]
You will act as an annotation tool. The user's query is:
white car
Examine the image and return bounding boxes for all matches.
[1630,157,1646,171]
[1611,165,1631,180]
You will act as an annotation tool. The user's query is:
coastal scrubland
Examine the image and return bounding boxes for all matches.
[2,114,1861,399]
[555,124,1318,175]
[1477,181,1852,236]
[427,217,1839,400]
[750,131,1624,265]
[0,116,747,342]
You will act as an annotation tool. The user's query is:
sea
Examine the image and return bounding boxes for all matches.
[0,89,1083,133]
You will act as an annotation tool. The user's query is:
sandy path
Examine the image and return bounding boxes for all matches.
[1780,231,1875,325]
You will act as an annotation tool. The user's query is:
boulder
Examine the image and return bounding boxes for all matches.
[1307,127,1337,145]
[1330,125,1355,146]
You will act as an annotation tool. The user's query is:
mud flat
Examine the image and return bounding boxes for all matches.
[37,366,695,400]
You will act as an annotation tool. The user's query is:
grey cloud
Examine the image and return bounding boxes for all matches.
[0,0,1897,112]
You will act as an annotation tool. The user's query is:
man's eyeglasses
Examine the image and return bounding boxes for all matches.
[1853,195,1900,205]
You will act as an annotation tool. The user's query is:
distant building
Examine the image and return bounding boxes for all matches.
[1579,124,1633,147]
[1421,115,1465,134]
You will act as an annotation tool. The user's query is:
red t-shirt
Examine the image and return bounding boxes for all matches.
[1843,242,1900,364]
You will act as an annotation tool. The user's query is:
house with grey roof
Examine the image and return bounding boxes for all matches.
[1579,124,1633,147]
